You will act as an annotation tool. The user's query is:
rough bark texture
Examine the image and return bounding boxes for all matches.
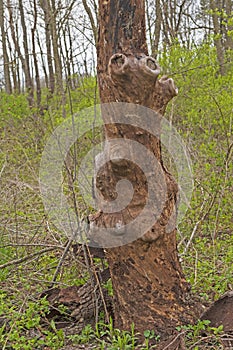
[93,0,199,341]
[40,268,112,332]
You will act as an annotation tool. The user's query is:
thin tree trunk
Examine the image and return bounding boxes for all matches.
[82,0,97,45]
[0,0,12,94]
[31,0,41,107]
[224,0,233,50]
[153,0,162,57]
[50,0,64,96]
[62,25,73,90]
[40,0,55,94]
[7,0,22,93]
[37,30,49,91]
[210,0,226,75]
[18,0,34,106]
[7,0,33,101]
[67,24,76,89]
[90,0,199,343]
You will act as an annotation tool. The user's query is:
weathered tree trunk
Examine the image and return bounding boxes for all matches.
[93,0,199,342]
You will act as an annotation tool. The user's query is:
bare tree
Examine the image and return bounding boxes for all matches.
[31,0,42,107]
[18,0,34,105]
[82,0,97,45]
[50,0,64,97]
[146,0,162,57]
[39,0,55,94]
[0,0,12,94]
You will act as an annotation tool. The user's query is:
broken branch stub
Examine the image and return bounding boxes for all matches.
[108,53,177,112]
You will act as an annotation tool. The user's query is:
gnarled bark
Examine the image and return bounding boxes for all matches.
[90,0,200,342]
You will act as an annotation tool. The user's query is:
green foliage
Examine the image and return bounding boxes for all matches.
[67,319,137,349]
[0,294,64,349]
[159,41,233,300]
[103,278,114,297]
[0,92,30,125]
[185,234,233,299]
[0,77,99,349]
[143,330,160,349]
[177,319,224,348]
[68,319,160,349]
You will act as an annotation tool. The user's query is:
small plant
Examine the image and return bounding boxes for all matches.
[103,278,114,297]
[142,329,160,349]
[68,319,139,349]
[176,319,224,347]
[0,295,64,350]
[68,324,96,344]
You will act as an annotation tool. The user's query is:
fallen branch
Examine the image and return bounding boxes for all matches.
[0,247,62,269]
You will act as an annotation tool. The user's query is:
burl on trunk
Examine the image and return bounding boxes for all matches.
[89,0,199,340]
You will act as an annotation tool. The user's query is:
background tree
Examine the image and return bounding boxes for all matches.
[39,0,55,94]
[0,0,12,94]
[18,0,34,106]
[31,0,41,107]
[1,0,232,98]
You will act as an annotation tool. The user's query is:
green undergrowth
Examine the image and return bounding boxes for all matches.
[0,302,226,350]
[69,318,225,349]
[0,40,232,348]
[160,41,233,300]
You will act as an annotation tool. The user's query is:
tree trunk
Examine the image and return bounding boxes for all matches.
[50,0,64,96]
[31,0,41,108]
[0,0,12,94]
[7,0,23,93]
[92,0,199,342]
[40,0,55,94]
[224,0,233,51]
[210,0,226,75]
[7,0,33,99]
[18,0,34,106]
[153,0,162,57]
[37,32,49,91]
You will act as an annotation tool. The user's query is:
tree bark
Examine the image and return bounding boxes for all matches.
[92,0,199,341]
